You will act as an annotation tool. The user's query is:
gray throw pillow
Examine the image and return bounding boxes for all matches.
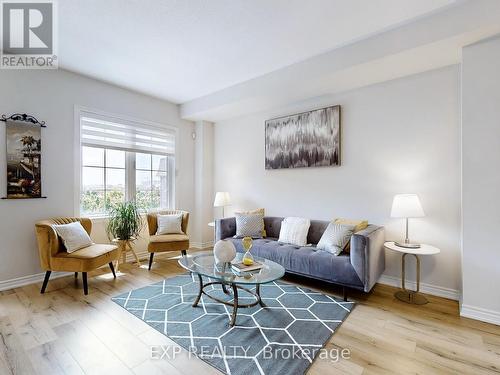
[235,212,264,238]
[316,223,356,256]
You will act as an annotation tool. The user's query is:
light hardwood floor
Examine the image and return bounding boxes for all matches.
[1,250,499,375]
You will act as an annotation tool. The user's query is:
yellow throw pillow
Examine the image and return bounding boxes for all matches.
[333,218,368,253]
[334,218,368,233]
[235,208,266,237]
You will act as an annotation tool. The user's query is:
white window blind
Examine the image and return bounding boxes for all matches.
[80,112,175,155]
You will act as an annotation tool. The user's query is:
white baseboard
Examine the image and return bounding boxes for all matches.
[0,271,71,292]
[461,304,500,326]
[378,274,460,301]
[190,241,214,249]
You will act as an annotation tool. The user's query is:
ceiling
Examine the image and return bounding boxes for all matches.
[58,0,456,104]
[181,0,500,121]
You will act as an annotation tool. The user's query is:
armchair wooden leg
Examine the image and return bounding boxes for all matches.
[41,271,51,294]
[74,272,78,279]
[82,272,88,295]
[109,262,116,278]
[148,253,154,271]
[181,249,187,257]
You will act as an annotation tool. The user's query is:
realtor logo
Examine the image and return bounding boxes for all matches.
[1,0,57,69]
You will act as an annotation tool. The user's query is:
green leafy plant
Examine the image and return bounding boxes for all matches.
[106,201,143,240]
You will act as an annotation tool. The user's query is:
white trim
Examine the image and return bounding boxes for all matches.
[461,304,500,326]
[74,105,82,215]
[190,241,214,250]
[0,271,71,292]
[378,274,460,301]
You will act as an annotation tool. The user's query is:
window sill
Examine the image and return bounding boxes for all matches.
[88,215,110,222]
[87,213,150,222]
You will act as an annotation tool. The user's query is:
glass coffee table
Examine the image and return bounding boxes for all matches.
[178,252,285,326]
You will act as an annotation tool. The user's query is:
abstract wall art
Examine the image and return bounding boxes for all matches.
[265,105,341,170]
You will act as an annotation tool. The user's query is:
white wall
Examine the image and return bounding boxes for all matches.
[214,66,461,295]
[461,35,500,324]
[0,69,195,284]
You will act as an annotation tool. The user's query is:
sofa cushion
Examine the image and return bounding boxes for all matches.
[306,220,330,245]
[148,234,189,253]
[263,217,283,238]
[56,244,117,259]
[149,234,189,243]
[263,217,330,245]
[52,244,119,272]
[228,238,363,288]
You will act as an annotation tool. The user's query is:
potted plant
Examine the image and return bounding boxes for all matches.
[106,201,143,241]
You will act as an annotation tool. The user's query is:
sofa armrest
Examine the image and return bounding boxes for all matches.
[215,217,236,241]
[350,225,385,292]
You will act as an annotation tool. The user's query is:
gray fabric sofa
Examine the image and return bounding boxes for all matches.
[215,216,385,296]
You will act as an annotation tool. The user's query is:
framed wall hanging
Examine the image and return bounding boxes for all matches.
[1,113,46,199]
[265,105,341,170]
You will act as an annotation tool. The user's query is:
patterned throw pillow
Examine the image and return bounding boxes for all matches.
[235,208,266,237]
[278,217,311,247]
[235,212,264,238]
[316,223,356,256]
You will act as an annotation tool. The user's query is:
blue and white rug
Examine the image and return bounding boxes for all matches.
[112,274,354,375]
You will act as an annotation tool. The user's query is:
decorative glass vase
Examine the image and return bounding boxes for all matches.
[242,237,254,265]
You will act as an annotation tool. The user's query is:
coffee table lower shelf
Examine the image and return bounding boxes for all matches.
[192,273,265,326]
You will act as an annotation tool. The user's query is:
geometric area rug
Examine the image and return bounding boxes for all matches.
[112,273,354,375]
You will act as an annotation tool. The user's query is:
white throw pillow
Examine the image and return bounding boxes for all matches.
[156,213,183,235]
[278,217,311,247]
[53,221,93,253]
[316,222,356,256]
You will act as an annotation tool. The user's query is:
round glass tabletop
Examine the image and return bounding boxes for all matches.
[178,251,285,285]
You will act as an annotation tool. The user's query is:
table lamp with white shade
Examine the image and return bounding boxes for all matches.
[214,192,231,218]
[391,194,425,248]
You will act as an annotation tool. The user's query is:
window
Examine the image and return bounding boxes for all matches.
[81,147,126,215]
[78,110,175,216]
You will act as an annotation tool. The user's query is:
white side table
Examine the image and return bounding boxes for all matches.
[384,241,440,305]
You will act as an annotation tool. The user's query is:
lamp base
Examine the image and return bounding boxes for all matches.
[394,241,421,249]
[395,290,428,305]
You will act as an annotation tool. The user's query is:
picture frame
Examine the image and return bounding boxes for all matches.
[1,113,46,199]
[265,105,341,170]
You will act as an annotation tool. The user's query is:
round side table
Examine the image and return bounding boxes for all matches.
[384,241,440,305]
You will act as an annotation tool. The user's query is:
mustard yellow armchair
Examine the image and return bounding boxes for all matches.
[146,210,190,270]
[35,217,119,295]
